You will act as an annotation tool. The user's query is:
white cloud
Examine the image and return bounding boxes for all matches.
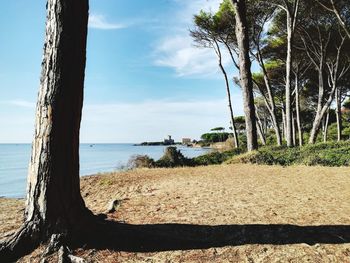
[154,35,219,77]
[2,99,35,108]
[152,0,237,78]
[88,14,126,30]
[80,98,243,143]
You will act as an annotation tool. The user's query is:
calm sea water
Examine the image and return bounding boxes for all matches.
[0,144,209,198]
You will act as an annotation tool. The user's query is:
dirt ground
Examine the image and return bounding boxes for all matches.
[1,164,350,262]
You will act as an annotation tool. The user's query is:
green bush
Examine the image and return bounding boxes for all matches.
[155,147,191,168]
[200,132,231,143]
[193,148,242,166]
[227,141,350,167]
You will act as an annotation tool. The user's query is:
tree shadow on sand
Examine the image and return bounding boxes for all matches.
[76,220,350,252]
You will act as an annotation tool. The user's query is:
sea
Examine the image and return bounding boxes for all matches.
[0,144,209,198]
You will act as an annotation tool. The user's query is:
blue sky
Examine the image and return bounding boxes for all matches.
[0,0,243,143]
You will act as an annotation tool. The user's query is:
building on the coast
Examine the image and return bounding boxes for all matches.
[164,135,175,145]
[182,138,191,145]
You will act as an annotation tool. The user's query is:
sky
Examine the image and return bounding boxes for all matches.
[0,0,243,143]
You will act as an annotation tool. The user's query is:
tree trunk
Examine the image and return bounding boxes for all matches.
[292,113,296,146]
[336,87,342,141]
[282,106,287,141]
[0,0,91,260]
[323,109,330,143]
[256,110,266,145]
[309,63,337,144]
[231,0,258,151]
[295,80,303,146]
[214,41,239,148]
[285,14,294,147]
[256,39,282,146]
[329,0,350,40]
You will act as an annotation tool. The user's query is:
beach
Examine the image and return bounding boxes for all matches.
[1,164,350,262]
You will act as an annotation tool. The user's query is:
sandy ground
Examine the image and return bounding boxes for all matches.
[1,164,350,262]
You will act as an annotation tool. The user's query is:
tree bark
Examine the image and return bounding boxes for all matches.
[335,87,342,141]
[255,110,266,145]
[309,82,336,144]
[231,0,258,151]
[285,13,295,147]
[214,41,239,148]
[323,109,330,142]
[295,79,303,146]
[329,0,350,40]
[0,0,91,260]
[281,105,287,141]
[292,113,296,146]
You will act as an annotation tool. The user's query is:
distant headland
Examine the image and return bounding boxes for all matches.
[134,135,193,146]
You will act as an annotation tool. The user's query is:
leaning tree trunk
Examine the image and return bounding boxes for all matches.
[0,0,91,261]
[335,87,342,141]
[231,0,258,151]
[255,110,266,145]
[214,40,239,149]
[323,109,330,143]
[309,60,337,144]
[256,40,282,146]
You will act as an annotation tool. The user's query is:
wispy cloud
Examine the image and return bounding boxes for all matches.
[2,99,35,108]
[88,14,126,30]
[152,0,233,78]
[154,35,233,78]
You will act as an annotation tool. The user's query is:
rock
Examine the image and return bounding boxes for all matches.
[107,199,122,213]
[68,255,87,263]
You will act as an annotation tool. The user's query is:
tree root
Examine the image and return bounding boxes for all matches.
[39,233,86,263]
[0,222,41,262]
[0,213,98,262]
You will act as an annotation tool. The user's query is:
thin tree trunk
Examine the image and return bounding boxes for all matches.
[309,57,328,144]
[256,41,282,146]
[295,80,303,146]
[0,0,91,260]
[214,41,239,148]
[323,109,330,142]
[231,0,258,151]
[329,0,350,39]
[336,87,342,141]
[285,14,294,147]
[282,106,287,141]
[292,112,296,146]
[256,110,266,145]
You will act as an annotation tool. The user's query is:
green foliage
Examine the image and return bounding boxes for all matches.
[201,132,231,143]
[211,127,225,131]
[192,148,242,166]
[154,147,191,168]
[227,141,350,167]
[343,99,350,110]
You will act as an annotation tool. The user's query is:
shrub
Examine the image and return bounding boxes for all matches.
[155,147,191,168]
[127,154,155,169]
[226,141,350,167]
[193,148,242,166]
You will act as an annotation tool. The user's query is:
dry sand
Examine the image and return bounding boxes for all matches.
[1,164,350,262]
